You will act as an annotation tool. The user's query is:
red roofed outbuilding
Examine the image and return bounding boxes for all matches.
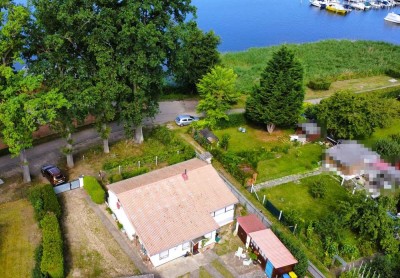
[235,214,266,247]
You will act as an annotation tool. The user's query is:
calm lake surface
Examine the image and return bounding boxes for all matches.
[193,0,400,51]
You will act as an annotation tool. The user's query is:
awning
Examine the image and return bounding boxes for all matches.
[192,235,206,244]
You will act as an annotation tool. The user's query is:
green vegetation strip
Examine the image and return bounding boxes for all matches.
[222,40,400,94]
[0,200,39,278]
[211,260,235,278]
[83,176,106,204]
[199,266,213,278]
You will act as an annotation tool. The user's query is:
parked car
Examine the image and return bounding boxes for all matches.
[175,114,199,126]
[41,165,66,186]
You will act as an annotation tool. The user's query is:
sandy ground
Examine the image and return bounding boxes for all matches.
[60,189,138,278]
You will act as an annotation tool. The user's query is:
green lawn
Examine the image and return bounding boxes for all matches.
[362,118,400,148]
[213,125,293,153]
[199,267,213,278]
[0,199,41,278]
[258,175,349,221]
[257,143,323,182]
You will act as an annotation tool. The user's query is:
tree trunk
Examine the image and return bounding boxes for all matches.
[134,125,144,144]
[20,150,31,183]
[102,123,110,153]
[267,123,275,134]
[66,131,74,168]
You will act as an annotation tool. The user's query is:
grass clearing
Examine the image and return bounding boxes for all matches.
[257,143,323,182]
[362,118,400,148]
[213,125,293,153]
[0,199,41,278]
[199,266,213,278]
[211,260,235,278]
[258,175,349,221]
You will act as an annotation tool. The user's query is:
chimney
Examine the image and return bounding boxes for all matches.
[182,169,188,181]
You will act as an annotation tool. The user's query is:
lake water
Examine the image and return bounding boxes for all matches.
[193,0,400,51]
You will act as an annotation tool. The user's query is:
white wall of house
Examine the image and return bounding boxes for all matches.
[108,190,136,240]
[150,241,191,267]
[212,204,235,227]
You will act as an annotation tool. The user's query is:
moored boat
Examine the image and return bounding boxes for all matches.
[384,12,400,23]
[310,0,327,8]
[326,2,349,14]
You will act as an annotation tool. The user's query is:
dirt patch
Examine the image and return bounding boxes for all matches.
[253,128,290,143]
[60,189,137,277]
[0,176,44,204]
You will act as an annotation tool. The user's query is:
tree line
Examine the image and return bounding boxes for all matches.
[0,0,220,182]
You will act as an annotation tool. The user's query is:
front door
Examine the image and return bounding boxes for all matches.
[265,260,274,278]
[193,242,199,254]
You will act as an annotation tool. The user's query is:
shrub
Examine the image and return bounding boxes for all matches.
[83,176,105,204]
[219,133,230,150]
[385,68,400,79]
[121,167,149,179]
[32,244,46,278]
[309,179,327,199]
[117,222,123,230]
[40,214,64,278]
[149,126,176,145]
[215,113,246,129]
[109,173,123,183]
[28,184,62,221]
[272,227,308,277]
[307,78,331,90]
[373,138,400,161]
[106,207,113,214]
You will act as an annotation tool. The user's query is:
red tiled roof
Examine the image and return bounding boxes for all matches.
[249,229,298,269]
[108,158,238,256]
[237,214,266,234]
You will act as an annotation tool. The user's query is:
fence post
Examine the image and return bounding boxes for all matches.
[293,224,297,234]
[79,175,84,188]
[278,210,283,221]
[119,165,121,174]
[156,156,158,166]
[138,161,141,168]
[263,195,266,205]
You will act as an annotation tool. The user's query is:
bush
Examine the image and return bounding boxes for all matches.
[83,176,106,204]
[307,78,331,90]
[385,68,400,79]
[219,133,230,150]
[215,113,246,129]
[272,227,308,277]
[309,179,327,199]
[121,167,149,179]
[117,222,123,230]
[40,214,64,278]
[32,244,46,278]
[109,173,123,183]
[28,184,62,221]
[373,138,400,161]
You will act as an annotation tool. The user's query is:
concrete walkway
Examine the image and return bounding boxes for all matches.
[254,168,322,191]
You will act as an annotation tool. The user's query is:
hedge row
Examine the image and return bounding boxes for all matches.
[307,78,331,90]
[215,113,247,129]
[272,227,309,278]
[83,176,105,204]
[40,213,64,278]
[28,184,62,221]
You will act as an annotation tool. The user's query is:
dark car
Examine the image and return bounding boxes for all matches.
[41,165,66,186]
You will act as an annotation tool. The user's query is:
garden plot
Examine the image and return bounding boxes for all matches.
[60,189,138,277]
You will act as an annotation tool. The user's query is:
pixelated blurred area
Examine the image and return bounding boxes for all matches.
[324,140,400,197]
[289,122,321,144]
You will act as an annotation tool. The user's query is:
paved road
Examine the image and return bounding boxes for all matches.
[0,100,200,178]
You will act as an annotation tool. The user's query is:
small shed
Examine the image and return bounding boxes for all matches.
[235,214,266,247]
[199,128,219,144]
[248,229,298,278]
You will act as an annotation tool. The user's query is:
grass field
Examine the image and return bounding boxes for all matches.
[0,199,41,278]
[258,175,349,221]
[257,143,323,182]
[222,40,400,94]
[362,118,400,148]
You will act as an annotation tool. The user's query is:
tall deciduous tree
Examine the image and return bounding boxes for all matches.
[196,66,239,128]
[246,46,304,133]
[27,0,196,147]
[316,91,398,139]
[171,22,220,93]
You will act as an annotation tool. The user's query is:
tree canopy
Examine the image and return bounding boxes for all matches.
[245,45,304,133]
[316,91,399,139]
[196,65,239,128]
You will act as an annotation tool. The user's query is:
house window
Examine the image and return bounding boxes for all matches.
[159,250,169,260]
[225,205,234,212]
[182,242,190,250]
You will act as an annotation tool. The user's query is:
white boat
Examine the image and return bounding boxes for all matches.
[351,2,367,9]
[310,0,327,8]
[369,1,382,8]
[384,12,400,23]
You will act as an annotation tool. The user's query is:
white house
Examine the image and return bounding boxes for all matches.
[107,158,238,267]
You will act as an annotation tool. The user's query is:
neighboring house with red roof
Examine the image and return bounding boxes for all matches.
[107,158,238,267]
[235,214,266,247]
[249,229,298,278]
